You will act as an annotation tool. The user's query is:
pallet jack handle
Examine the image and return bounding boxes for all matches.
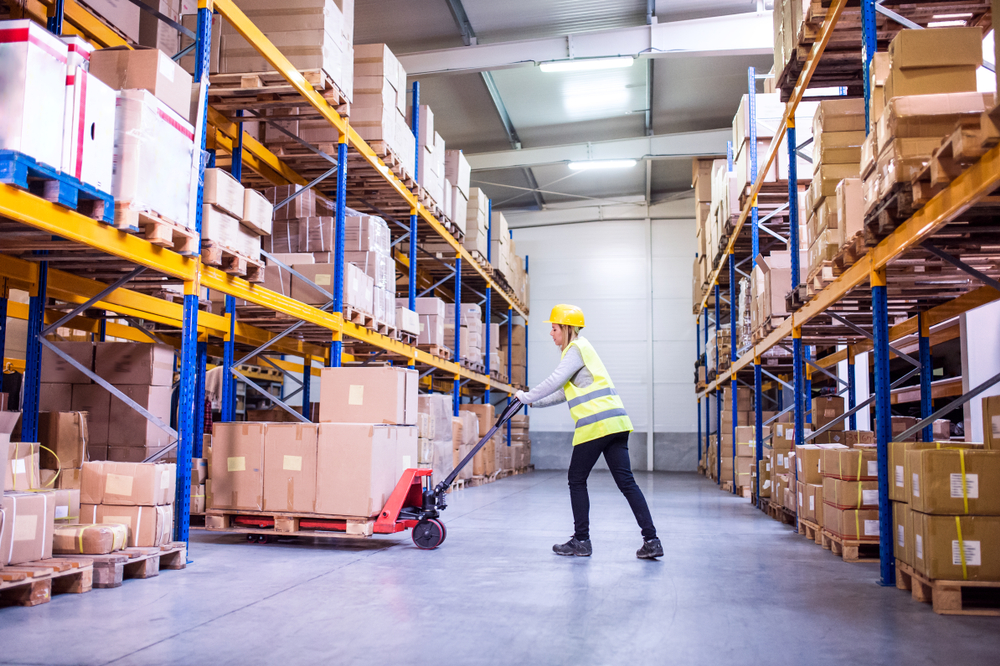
[433,398,523,499]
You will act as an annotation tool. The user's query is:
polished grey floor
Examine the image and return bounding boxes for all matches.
[2,471,999,665]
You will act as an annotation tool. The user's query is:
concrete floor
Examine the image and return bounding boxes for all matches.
[2,471,999,665]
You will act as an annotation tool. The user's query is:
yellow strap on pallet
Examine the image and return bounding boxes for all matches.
[955,516,968,580]
[959,449,969,515]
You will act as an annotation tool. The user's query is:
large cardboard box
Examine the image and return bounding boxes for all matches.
[51,488,81,525]
[38,411,89,469]
[107,385,174,450]
[203,167,245,219]
[984,395,1000,450]
[90,46,193,120]
[460,404,495,438]
[80,503,173,548]
[823,504,880,542]
[393,426,419,481]
[83,0,141,42]
[912,512,1000,581]
[822,447,878,481]
[796,443,847,484]
[72,384,111,446]
[319,366,417,425]
[0,411,19,494]
[41,383,74,413]
[823,477,880,509]
[0,491,56,565]
[291,263,336,306]
[53,522,129,555]
[811,396,845,431]
[884,66,978,103]
[887,27,983,71]
[909,449,1000,515]
[41,341,94,384]
[315,423,397,517]
[797,481,823,522]
[210,422,265,511]
[262,423,318,513]
[895,501,912,566]
[889,441,981,502]
[80,461,175,506]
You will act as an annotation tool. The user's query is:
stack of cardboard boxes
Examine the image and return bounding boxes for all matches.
[202,167,272,263]
[37,411,89,491]
[446,303,485,367]
[445,150,471,234]
[412,297,449,350]
[351,43,415,179]
[80,461,176,547]
[343,214,395,328]
[499,324,527,387]
[463,188,490,257]
[419,393,455,485]
[692,159,714,307]
[412,104,449,212]
[863,29,990,218]
[803,99,865,283]
[210,366,418,519]
[509,414,531,470]
[451,411,478,481]
[460,405,496,477]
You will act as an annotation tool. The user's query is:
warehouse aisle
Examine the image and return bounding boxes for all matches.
[1,472,999,666]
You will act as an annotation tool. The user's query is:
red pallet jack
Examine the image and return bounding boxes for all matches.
[234,399,523,549]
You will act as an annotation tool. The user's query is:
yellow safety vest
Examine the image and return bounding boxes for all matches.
[562,337,633,445]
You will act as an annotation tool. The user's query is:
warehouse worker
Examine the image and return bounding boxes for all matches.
[515,305,662,560]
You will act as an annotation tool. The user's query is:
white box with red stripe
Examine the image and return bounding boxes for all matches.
[0,19,68,170]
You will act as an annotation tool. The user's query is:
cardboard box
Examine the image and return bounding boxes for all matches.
[884,66,978,103]
[41,341,94,384]
[41,383,74,413]
[139,0,180,55]
[315,423,398,517]
[887,27,983,71]
[51,488,81,524]
[796,444,847,484]
[895,501,912,566]
[393,426,419,481]
[822,447,878,481]
[912,512,1000,581]
[72,384,111,445]
[419,314,446,346]
[889,441,980,502]
[984,395,1000,450]
[263,423,318,513]
[81,503,173,548]
[797,481,824,522]
[192,458,208,485]
[80,461,175,506]
[84,0,140,42]
[90,46,193,120]
[242,189,274,236]
[108,385,174,450]
[811,396,845,431]
[57,468,84,490]
[204,167,245,219]
[823,477,880,509]
[191,483,206,514]
[319,366,417,425]
[95,343,174,387]
[291,263,336,306]
[53,522,129,555]
[823,504,880,541]
[908,449,1000,515]
[209,422,265,511]
[0,492,56,565]
[38,411,88,469]
[6,442,40,493]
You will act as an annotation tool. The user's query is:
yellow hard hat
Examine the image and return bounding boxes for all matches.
[547,304,585,327]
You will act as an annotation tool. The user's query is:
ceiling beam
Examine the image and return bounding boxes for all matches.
[398,11,773,76]
[503,195,696,228]
[466,129,731,171]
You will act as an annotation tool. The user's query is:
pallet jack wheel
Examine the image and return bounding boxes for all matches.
[412,519,446,550]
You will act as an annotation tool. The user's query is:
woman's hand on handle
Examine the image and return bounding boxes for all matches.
[515,390,530,406]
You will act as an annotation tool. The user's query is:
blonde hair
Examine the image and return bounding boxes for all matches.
[560,325,581,350]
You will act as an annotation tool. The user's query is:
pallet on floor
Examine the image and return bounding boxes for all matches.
[762,498,796,526]
[66,542,187,589]
[0,149,114,223]
[895,559,1000,616]
[202,241,265,282]
[114,204,201,255]
[820,529,879,563]
[204,509,376,539]
[0,557,93,607]
[797,518,822,545]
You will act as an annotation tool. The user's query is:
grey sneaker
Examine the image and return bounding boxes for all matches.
[553,537,592,557]
[637,538,663,560]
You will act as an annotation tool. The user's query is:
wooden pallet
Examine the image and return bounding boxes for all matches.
[208,69,350,119]
[763,498,797,526]
[204,509,375,539]
[201,241,266,282]
[342,305,375,328]
[797,518,823,545]
[491,369,510,384]
[0,149,114,223]
[895,559,1000,616]
[395,330,418,346]
[820,529,879,563]
[461,359,486,374]
[805,260,838,297]
[366,140,416,188]
[449,478,467,492]
[0,557,93,607]
[832,231,866,272]
[418,344,452,361]
[911,112,1000,207]
[114,205,200,255]
[467,475,489,487]
[69,542,187,589]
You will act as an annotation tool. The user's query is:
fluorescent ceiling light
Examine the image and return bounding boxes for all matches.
[927,19,968,27]
[568,159,637,171]
[539,56,635,73]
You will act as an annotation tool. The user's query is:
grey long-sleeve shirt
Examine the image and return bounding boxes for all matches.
[520,345,594,408]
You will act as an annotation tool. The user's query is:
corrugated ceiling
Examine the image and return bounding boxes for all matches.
[463,0,648,43]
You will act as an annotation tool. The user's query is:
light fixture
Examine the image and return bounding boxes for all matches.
[539,56,635,73]
[568,159,637,171]
[927,19,969,27]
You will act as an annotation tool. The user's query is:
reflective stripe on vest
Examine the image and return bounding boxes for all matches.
[562,337,633,445]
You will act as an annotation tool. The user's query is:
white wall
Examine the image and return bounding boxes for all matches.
[511,218,698,438]
[961,300,1000,442]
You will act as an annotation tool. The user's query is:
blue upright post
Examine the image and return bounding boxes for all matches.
[411,82,421,186]
[793,327,805,449]
[919,312,934,441]
[98,317,107,342]
[22,264,47,443]
[453,256,462,416]
[804,344,813,424]
[485,203,493,404]
[408,82,420,371]
[788,122,800,290]
[848,349,857,430]
[47,0,64,33]
[0,292,7,366]
[193,341,207,456]
[871,266,895,585]
[697,307,702,466]
[302,356,312,419]
[748,67,760,263]
[231,110,244,181]
[714,282,722,485]
[862,0,877,134]
[507,309,513,447]
[331,139,348,368]
[754,357,763,502]
[729,252,737,492]
[524,254,529,416]
[221,295,236,422]
[175,4,214,544]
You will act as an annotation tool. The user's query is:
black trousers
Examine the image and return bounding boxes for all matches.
[568,431,657,541]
